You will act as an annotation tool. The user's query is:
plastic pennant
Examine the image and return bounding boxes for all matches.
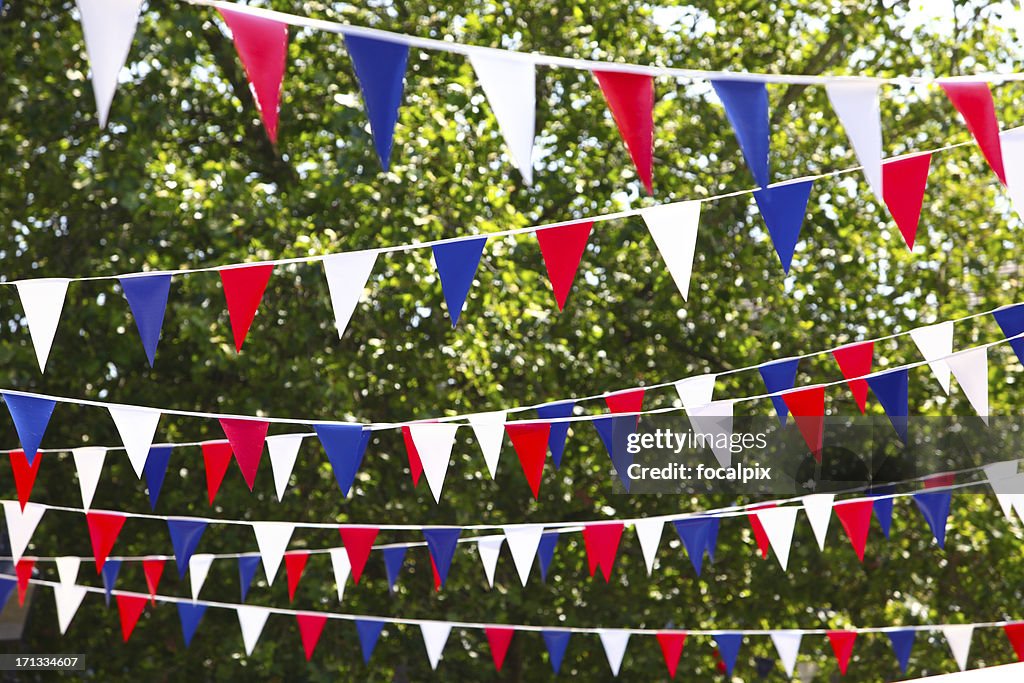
[3,501,44,563]
[537,401,574,469]
[687,400,734,468]
[383,546,406,592]
[201,442,232,505]
[420,621,453,670]
[3,393,56,466]
[322,250,378,339]
[58,556,82,586]
[753,180,814,273]
[339,526,378,584]
[593,415,638,491]
[771,631,802,678]
[343,34,409,170]
[673,518,714,576]
[993,303,1024,365]
[469,51,535,183]
[101,560,121,606]
[142,446,172,510]
[356,620,385,664]
[315,423,371,498]
[866,368,909,442]
[913,489,953,548]
[747,504,774,560]
[238,556,260,602]
[432,237,487,326]
[984,461,1019,519]
[177,602,208,647]
[503,524,544,586]
[251,521,294,585]
[593,70,655,194]
[142,558,164,605]
[75,0,144,127]
[120,274,172,366]
[598,629,630,676]
[167,519,207,579]
[827,631,857,675]
[802,494,834,551]
[108,405,161,478]
[826,80,883,201]
[676,374,716,411]
[486,627,515,672]
[633,518,665,575]
[504,422,550,498]
[870,485,896,539]
[220,264,273,352]
[641,201,702,300]
[711,79,769,186]
[536,221,593,310]
[10,450,42,511]
[940,82,1005,183]
[237,605,270,656]
[54,583,87,635]
[782,386,826,462]
[400,425,425,487]
[888,629,916,673]
[189,554,214,601]
[15,559,33,606]
[477,536,502,588]
[267,434,302,501]
[911,321,954,394]
[284,552,309,602]
[657,632,687,679]
[715,633,744,677]
[296,614,327,661]
[1004,624,1024,661]
[467,411,507,479]
[72,447,105,510]
[423,527,461,588]
[756,506,799,571]
[832,342,873,413]
[834,499,873,561]
[328,548,351,602]
[1002,128,1024,215]
[537,533,559,581]
[16,279,69,374]
[116,594,147,642]
[582,522,624,582]
[947,347,989,423]
[86,512,125,573]
[409,423,459,504]
[217,7,289,143]
[543,631,571,674]
[942,624,974,671]
[758,358,800,425]
[883,152,932,249]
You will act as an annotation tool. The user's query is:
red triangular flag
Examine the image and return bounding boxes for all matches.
[1004,623,1024,661]
[9,450,41,510]
[657,632,687,678]
[834,500,873,562]
[87,512,126,574]
[220,264,274,352]
[924,472,956,489]
[285,551,310,603]
[594,71,655,194]
[746,503,776,559]
[941,82,1005,184]
[219,418,269,490]
[604,388,645,415]
[339,526,378,584]
[296,613,328,661]
[401,425,424,487]
[142,558,165,605]
[582,522,624,582]
[430,556,441,592]
[827,631,857,675]
[536,221,594,310]
[485,627,515,671]
[116,594,147,642]
[201,441,233,505]
[782,386,826,461]
[882,152,931,250]
[504,422,551,498]
[15,558,34,606]
[832,342,873,413]
[217,8,289,143]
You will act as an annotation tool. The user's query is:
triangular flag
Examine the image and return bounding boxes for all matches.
[947,347,989,423]
[409,423,459,504]
[15,279,69,373]
[201,441,233,505]
[315,423,371,498]
[771,631,802,678]
[10,450,41,511]
[673,518,715,576]
[167,519,207,578]
[432,237,487,326]
[834,499,873,561]
[339,526,378,584]
[177,602,207,647]
[910,321,955,394]
[102,559,121,606]
[687,400,734,467]
[941,82,1005,183]
[942,624,974,671]
[120,274,172,366]
[108,405,161,478]
[994,304,1024,365]
[984,461,1019,519]
[15,558,34,606]
[537,401,574,469]
[912,490,953,548]
[189,554,214,601]
[536,221,593,310]
[486,627,514,672]
[356,620,385,664]
[594,71,654,194]
[711,79,769,186]
[296,614,327,661]
[54,584,88,635]
[756,506,799,571]
[477,536,502,588]
[593,415,638,491]
[423,527,461,588]
[582,523,624,582]
[832,342,873,413]
[870,485,896,539]
[883,152,931,249]
[598,629,630,676]
[142,558,164,605]
[220,418,269,490]
[887,630,916,673]
[866,368,909,442]
[401,425,425,487]
[142,446,172,510]
[503,525,544,586]
[753,180,815,274]
[802,494,834,551]
[344,34,409,169]
[56,556,81,586]
[826,80,883,201]
[116,594,147,641]
[537,532,559,581]
[747,504,774,560]
[657,632,686,679]
[604,388,645,415]
[469,52,535,183]
[715,633,744,676]
[322,251,378,339]
[676,374,716,411]
[220,264,273,352]
[758,358,800,425]
[1004,624,1024,661]
[420,621,453,670]
[217,7,289,143]
[468,411,507,479]
[267,434,302,501]
[543,631,571,674]
[504,422,550,498]
[72,447,105,510]
[641,201,702,300]
[75,0,144,127]
[633,518,665,575]
[383,546,406,592]
[251,521,294,584]
[3,501,44,563]
[1002,128,1024,215]
[237,605,270,656]
[328,548,351,602]
[827,631,857,675]
[238,556,260,601]
[86,511,125,573]
[3,393,56,466]
[782,386,826,462]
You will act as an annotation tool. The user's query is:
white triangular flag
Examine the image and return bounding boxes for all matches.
[984,461,1019,519]
[477,536,503,588]
[251,521,294,585]
[1011,478,1024,522]
[943,624,974,671]
[641,201,701,300]
[910,321,954,394]
[420,621,453,670]
[633,518,664,575]
[675,374,716,410]
[468,51,536,184]
[16,278,70,373]
[1001,128,1024,216]
[71,447,106,510]
[54,584,88,635]
[3,501,45,564]
[189,553,215,601]
[826,79,883,201]
[76,0,144,127]
[467,411,507,479]
[323,250,378,338]
[502,525,543,587]
[802,494,835,551]
[687,400,734,467]
[237,605,271,656]
[267,434,302,501]
[756,506,799,571]
[409,423,460,504]
[55,556,82,586]
[108,406,161,478]
[947,347,989,423]
[598,629,630,676]
[771,631,803,678]
[329,548,351,602]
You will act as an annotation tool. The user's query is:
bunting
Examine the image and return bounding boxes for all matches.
[544,631,571,674]
[941,82,1005,183]
[142,446,172,510]
[120,274,172,367]
[832,341,873,413]
[753,180,814,273]
[219,418,269,490]
[826,79,883,201]
[423,527,461,588]
[834,500,873,561]
[758,358,800,425]
[75,0,144,127]
[582,523,624,582]
[267,434,302,501]
[536,221,593,310]
[201,442,233,505]
[537,401,574,469]
[504,422,550,498]
[108,405,160,478]
[167,519,207,578]
[219,264,273,352]
[72,447,105,510]
[657,632,686,679]
[594,71,655,194]
[218,8,289,143]
[296,614,327,660]
[711,79,770,187]
[409,423,458,503]
[782,386,826,461]
[827,631,857,675]
[322,250,378,339]
[910,321,954,393]
[641,201,702,300]
[3,393,56,466]
[10,450,42,510]
[866,368,909,442]
[882,152,932,250]
[469,52,536,183]
[315,424,371,498]
[86,512,125,573]
[432,237,487,326]
[343,34,409,170]
[339,526,378,584]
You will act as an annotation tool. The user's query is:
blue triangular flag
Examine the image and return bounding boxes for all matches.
[753,180,814,273]
[543,631,571,674]
[2,393,56,466]
[866,368,909,442]
[0,578,14,612]
[143,446,172,511]
[355,619,385,663]
[758,358,800,425]
[706,517,721,562]
[755,656,774,678]
[913,490,952,548]
[423,527,461,588]
[167,519,207,579]
[102,559,122,607]
[870,485,896,539]
[431,237,487,327]
[537,532,559,581]
[343,34,409,170]
[715,633,744,676]
[177,602,208,647]
[887,629,916,673]
[710,80,770,187]
[537,401,574,469]
[238,555,261,601]
[120,274,172,367]
[383,546,407,593]
[315,424,370,497]
[673,518,712,576]
[593,415,636,491]
[993,304,1024,364]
